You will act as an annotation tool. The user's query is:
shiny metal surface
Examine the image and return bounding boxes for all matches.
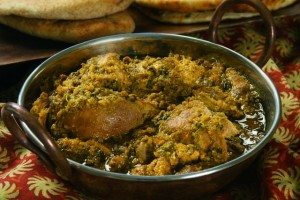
[15,33,281,194]
[1,102,71,181]
[208,0,275,67]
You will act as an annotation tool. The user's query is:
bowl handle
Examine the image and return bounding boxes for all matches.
[1,102,72,181]
[208,0,276,68]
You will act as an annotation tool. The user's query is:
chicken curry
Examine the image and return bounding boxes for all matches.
[31,53,265,175]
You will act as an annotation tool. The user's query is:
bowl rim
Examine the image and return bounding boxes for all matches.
[18,33,281,182]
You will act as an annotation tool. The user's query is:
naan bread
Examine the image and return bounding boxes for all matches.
[137,6,257,24]
[135,0,297,12]
[0,0,133,20]
[235,0,297,11]
[135,0,297,24]
[0,11,135,43]
[135,0,222,12]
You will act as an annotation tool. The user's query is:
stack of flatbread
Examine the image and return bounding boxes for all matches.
[134,0,297,24]
[0,0,135,43]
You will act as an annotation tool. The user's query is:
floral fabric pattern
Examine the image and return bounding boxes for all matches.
[27,176,67,199]
[0,17,300,199]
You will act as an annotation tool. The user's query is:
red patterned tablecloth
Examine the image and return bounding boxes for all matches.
[0,16,300,200]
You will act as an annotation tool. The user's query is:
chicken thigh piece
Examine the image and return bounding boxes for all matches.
[61,96,157,141]
[158,98,239,162]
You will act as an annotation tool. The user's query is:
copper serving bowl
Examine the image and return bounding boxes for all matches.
[1,0,281,199]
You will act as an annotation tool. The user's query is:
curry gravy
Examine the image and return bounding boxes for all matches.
[31,53,265,175]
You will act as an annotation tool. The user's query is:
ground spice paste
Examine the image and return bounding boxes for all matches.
[31,53,265,175]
